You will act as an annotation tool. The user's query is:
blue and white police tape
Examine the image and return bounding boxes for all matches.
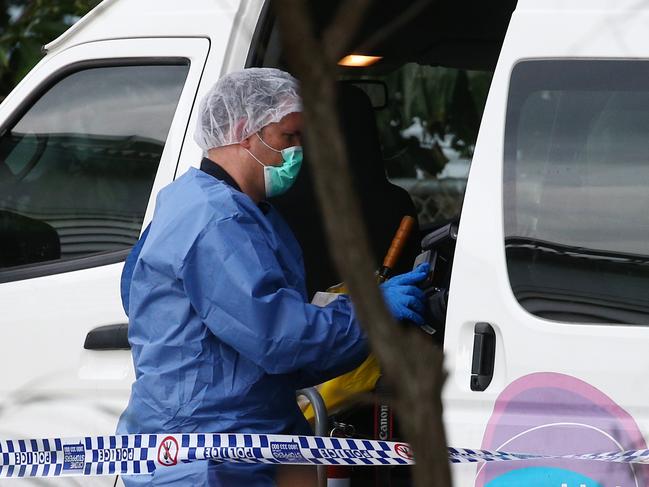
[3,433,649,479]
[1,433,409,478]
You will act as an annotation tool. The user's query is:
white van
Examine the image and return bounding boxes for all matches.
[2,1,649,486]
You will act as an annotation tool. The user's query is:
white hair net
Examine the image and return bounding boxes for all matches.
[194,68,302,150]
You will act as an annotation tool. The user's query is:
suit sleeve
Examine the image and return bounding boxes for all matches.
[179,213,369,377]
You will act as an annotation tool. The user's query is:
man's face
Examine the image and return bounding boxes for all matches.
[251,112,303,166]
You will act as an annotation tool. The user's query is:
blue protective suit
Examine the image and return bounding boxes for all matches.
[117,160,368,486]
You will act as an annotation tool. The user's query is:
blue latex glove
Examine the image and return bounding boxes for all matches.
[380,263,430,325]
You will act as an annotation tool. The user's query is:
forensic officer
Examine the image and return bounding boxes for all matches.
[117,68,428,486]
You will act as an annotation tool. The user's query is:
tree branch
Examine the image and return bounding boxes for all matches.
[275,0,405,378]
[356,0,433,54]
[322,0,373,63]
[275,1,451,485]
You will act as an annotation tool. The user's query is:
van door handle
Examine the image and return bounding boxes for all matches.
[84,323,130,350]
[470,322,495,391]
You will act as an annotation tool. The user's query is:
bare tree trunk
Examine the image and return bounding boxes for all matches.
[274,1,452,486]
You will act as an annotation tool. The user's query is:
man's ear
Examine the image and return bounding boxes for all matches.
[240,134,253,149]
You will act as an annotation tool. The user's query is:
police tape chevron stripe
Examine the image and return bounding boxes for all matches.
[2,433,649,478]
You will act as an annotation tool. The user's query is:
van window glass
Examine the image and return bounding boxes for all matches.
[0,64,189,271]
[367,63,492,229]
[504,60,649,325]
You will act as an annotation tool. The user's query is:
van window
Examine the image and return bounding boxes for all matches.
[0,63,189,274]
[370,64,492,229]
[504,60,649,325]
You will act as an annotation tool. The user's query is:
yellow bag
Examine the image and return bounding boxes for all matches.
[303,215,417,421]
[302,353,381,422]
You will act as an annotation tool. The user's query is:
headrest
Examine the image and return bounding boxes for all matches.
[337,83,387,184]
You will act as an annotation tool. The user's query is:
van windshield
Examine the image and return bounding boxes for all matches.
[359,64,492,230]
[272,63,493,295]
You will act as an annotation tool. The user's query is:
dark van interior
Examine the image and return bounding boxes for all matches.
[249,0,517,307]
[246,3,517,484]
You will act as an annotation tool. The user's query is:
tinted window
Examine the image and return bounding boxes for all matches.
[0,64,189,272]
[504,60,649,324]
[374,64,492,229]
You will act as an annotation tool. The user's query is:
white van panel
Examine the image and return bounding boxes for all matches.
[445,5,649,487]
[518,0,649,12]
[45,0,250,54]
[0,37,210,486]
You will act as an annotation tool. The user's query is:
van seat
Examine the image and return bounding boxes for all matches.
[274,83,420,296]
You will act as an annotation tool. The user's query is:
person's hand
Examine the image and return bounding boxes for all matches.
[380,263,430,325]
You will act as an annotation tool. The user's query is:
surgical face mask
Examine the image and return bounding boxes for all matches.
[245,133,303,198]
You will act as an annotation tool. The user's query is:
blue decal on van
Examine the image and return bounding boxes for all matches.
[485,467,600,487]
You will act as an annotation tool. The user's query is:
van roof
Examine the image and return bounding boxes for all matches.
[46,0,519,71]
[516,0,649,10]
[44,0,246,54]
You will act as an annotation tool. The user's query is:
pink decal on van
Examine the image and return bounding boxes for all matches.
[476,372,649,487]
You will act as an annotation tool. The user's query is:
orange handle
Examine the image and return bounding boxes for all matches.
[382,216,415,271]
